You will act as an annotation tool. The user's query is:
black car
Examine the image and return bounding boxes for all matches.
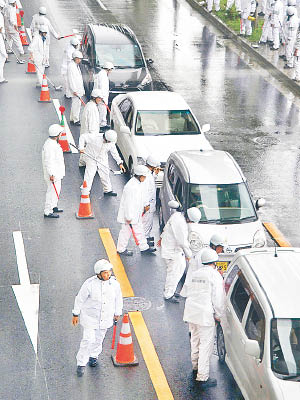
[80,23,153,101]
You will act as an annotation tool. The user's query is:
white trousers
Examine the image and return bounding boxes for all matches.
[272,27,280,49]
[0,54,6,82]
[99,103,108,127]
[83,159,112,193]
[207,0,220,11]
[45,43,50,66]
[76,327,107,366]
[286,39,296,67]
[226,0,241,11]
[44,179,61,215]
[62,73,71,97]
[189,323,215,381]
[70,96,81,123]
[142,211,155,238]
[295,55,300,80]
[117,222,149,252]
[6,30,24,55]
[163,253,186,299]
[260,17,273,42]
[35,62,45,86]
[240,18,252,36]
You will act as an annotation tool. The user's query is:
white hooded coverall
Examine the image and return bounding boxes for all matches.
[286,13,299,66]
[96,142,123,193]
[294,29,300,80]
[271,0,284,48]
[161,212,192,299]
[79,132,103,191]
[260,0,275,42]
[94,69,109,127]
[3,3,24,56]
[240,0,256,35]
[67,59,85,123]
[142,171,156,238]
[42,138,65,215]
[0,31,7,82]
[61,43,76,97]
[117,176,149,252]
[72,275,123,366]
[28,34,47,86]
[183,265,225,381]
[79,100,100,166]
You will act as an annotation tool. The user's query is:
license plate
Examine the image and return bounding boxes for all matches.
[216,261,228,272]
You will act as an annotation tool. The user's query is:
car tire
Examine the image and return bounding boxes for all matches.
[158,204,165,232]
[216,323,226,364]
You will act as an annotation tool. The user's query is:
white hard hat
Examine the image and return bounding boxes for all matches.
[72,50,83,59]
[287,6,295,15]
[104,130,117,143]
[210,233,225,247]
[70,37,80,46]
[39,25,48,33]
[94,259,113,274]
[103,61,114,70]
[146,156,160,168]
[9,0,16,4]
[48,124,64,137]
[39,6,47,14]
[134,165,148,176]
[90,88,103,98]
[288,0,296,6]
[201,248,218,265]
[187,207,202,223]
[0,0,6,7]
[168,200,180,209]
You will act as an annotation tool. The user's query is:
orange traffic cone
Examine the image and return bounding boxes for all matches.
[19,11,29,46]
[39,74,51,103]
[16,5,21,27]
[58,130,71,152]
[26,61,36,74]
[76,181,94,219]
[112,314,139,367]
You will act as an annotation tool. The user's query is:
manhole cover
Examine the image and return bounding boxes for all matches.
[253,136,280,145]
[123,297,152,312]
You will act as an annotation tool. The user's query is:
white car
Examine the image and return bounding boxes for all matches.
[110,91,212,186]
[217,247,300,400]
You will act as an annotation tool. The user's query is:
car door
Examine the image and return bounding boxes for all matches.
[161,162,176,222]
[114,98,134,165]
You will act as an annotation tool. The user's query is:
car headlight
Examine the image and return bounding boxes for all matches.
[137,157,146,165]
[253,229,266,248]
[138,72,152,88]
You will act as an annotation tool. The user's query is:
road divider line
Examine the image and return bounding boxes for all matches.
[99,228,174,400]
[263,222,291,247]
[96,0,108,10]
[26,28,32,42]
[52,99,78,153]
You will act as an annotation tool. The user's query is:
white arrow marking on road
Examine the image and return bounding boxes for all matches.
[96,0,108,10]
[26,28,32,43]
[12,231,40,355]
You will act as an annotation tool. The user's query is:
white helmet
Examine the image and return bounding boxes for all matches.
[201,248,218,265]
[90,88,103,98]
[146,156,160,168]
[48,124,64,137]
[39,6,47,14]
[103,61,114,70]
[94,259,113,274]
[287,6,295,15]
[0,0,6,8]
[70,37,80,46]
[288,0,296,6]
[9,0,16,4]
[210,233,225,247]
[187,207,202,223]
[168,200,180,209]
[72,50,83,59]
[39,25,48,33]
[134,165,148,176]
[104,130,117,143]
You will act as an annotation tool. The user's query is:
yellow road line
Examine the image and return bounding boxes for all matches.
[263,222,291,247]
[99,228,174,400]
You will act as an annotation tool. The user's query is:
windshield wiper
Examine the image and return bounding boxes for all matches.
[200,219,221,224]
[218,216,256,224]
[282,374,300,380]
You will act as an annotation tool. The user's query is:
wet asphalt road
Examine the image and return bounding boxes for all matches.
[1,0,300,399]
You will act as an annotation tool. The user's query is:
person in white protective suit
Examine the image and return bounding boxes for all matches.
[117,165,156,256]
[42,124,65,218]
[61,37,80,98]
[142,156,161,247]
[28,25,48,87]
[30,7,60,68]
[240,0,256,36]
[259,0,275,43]
[0,2,8,84]
[207,0,220,12]
[68,50,85,126]
[158,205,202,304]
[183,248,225,389]
[284,6,299,68]
[271,0,284,49]
[3,0,24,59]
[93,61,114,129]
[279,0,297,59]
[293,25,300,81]
[72,259,123,377]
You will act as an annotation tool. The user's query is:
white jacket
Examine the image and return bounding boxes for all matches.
[78,132,103,160]
[67,60,85,97]
[80,101,99,135]
[143,172,156,213]
[272,0,283,27]
[0,11,5,32]
[183,265,225,326]
[30,14,58,43]
[42,138,65,181]
[161,212,192,259]
[117,177,147,224]
[72,276,123,330]
[287,14,299,41]
[28,34,47,65]
[4,4,17,33]
[61,43,76,75]
[94,69,109,102]
[240,0,256,18]
[0,32,7,58]
[99,142,122,166]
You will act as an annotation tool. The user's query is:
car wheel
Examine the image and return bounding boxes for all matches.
[216,323,226,364]
[158,204,165,232]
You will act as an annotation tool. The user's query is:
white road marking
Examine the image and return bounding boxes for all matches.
[12,231,40,355]
[16,0,22,9]
[26,28,32,43]
[52,99,78,153]
[96,0,107,10]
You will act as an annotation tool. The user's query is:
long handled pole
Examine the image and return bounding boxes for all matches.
[52,182,59,199]
[129,223,140,246]
[34,63,62,90]
[111,320,117,349]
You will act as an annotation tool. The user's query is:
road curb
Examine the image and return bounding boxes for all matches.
[186,0,300,96]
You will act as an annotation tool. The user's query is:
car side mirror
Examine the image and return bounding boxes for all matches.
[244,339,260,359]
[201,123,210,134]
[255,198,266,210]
[120,125,131,135]
[146,58,154,65]
[81,58,90,66]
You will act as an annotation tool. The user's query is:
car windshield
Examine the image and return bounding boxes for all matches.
[188,183,257,224]
[135,110,200,136]
[271,319,300,379]
[95,43,145,68]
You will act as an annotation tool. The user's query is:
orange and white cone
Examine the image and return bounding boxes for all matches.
[112,313,139,367]
[76,181,94,219]
[26,61,36,74]
[58,129,71,153]
[39,74,51,103]
[19,11,29,46]
[16,5,21,27]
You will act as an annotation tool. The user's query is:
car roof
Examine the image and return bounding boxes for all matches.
[125,91,190,110]
[239,248,300,318]
[90,24,136,45]
[170,150,245,184]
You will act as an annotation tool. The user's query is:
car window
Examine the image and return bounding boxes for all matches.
[174,177,183,206]
[95,43,145,68]
[245,300,265,359]
[225,265,239,294]
[119,99,132,124]
[126,107,134,129]
[167,164,176,186]
[230,274,250,322]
